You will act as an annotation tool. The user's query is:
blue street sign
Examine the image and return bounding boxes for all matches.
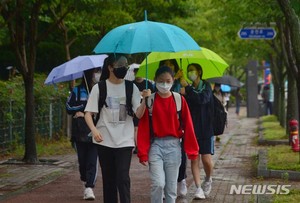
[238,27,276,39]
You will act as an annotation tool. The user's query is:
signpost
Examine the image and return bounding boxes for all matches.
[238,27,276,39]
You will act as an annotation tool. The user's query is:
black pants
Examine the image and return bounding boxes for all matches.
[97,145,133,203]
[178,140,187,182]
[75,141,98,188]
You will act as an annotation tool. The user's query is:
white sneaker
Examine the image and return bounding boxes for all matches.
[84,187,95,200]
[194,187,205,200]
[201,178,212,197]
[178,179,187,196]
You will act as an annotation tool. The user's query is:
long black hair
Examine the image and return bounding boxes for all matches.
[100,53,127,81]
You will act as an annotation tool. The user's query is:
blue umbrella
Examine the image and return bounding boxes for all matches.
[93,12,200,54]
[93,11,200,88]
[44,55,108,85]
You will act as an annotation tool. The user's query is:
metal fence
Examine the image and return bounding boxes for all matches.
[0,99,65,154]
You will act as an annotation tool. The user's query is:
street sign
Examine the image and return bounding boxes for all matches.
[238,27,276,39]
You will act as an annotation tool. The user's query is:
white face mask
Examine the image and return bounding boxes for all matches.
[93,72,101,83]
[156,82,173,94]
[187,71,198,81]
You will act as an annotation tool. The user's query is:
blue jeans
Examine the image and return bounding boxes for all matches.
[149,136,181,203]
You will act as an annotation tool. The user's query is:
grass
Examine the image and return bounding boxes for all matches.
[273,189,300,203]
[1,135,75,161]
[267,145,300,171]
[261,115,287,140]
[261,115,278,122]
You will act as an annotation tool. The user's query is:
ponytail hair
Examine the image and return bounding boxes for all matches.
[100,53,127,81]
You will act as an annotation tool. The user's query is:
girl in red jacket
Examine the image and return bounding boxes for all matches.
[136,66,199,203]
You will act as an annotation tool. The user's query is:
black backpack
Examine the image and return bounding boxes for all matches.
[94,80,134,124]
[213,95,227,135]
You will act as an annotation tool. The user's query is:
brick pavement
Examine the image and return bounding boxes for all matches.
[2,106,294,203]
[186,109,259,203]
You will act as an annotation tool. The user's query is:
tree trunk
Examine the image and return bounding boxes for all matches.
[23,75,38,163]
[287,73,298,131]
[277,0,300,130]
[273,82,279,117]
[279,81,286,127]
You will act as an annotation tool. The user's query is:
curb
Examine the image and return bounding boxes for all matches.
[257,119,289,146]
[257,149,300,180]
[257,130,289,146]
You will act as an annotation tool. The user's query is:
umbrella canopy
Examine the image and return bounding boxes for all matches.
[93,20,200,54]
[136,48,228,80]
[207,75,243,87]
[44,55,108,85]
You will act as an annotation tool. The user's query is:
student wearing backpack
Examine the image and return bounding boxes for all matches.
[159,59,188,197]
[136,66,199,203]
[180,63,214,199]
[212,83,227,142]
[66,68,100,200]
[84,54,142,203]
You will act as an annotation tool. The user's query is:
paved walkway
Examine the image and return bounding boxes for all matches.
[1,107,296,202]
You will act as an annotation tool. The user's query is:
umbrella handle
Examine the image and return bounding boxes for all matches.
[145,53,148,89]
[83,73,90,95]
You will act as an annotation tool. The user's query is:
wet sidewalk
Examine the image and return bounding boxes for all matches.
[0,107,275,202]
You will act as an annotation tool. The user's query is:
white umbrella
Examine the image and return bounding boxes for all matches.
[124,63,140,81]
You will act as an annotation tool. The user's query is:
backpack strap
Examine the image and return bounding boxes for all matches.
[125,80,134,117]
[171,92,182,131]
[94,80,107,124]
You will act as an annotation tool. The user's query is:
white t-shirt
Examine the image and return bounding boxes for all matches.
[85,80,141,148]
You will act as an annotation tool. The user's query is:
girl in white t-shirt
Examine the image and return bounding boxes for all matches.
[84,54,143,203]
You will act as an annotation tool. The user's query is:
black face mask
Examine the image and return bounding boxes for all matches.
[113,66,128,79]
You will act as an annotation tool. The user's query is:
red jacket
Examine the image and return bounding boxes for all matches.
[137,93,199,162]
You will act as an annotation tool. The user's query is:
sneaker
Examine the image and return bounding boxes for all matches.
[178,179,187,196]
[194,187,205,200]
[84,187,95,200]
[201,178,212,197]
